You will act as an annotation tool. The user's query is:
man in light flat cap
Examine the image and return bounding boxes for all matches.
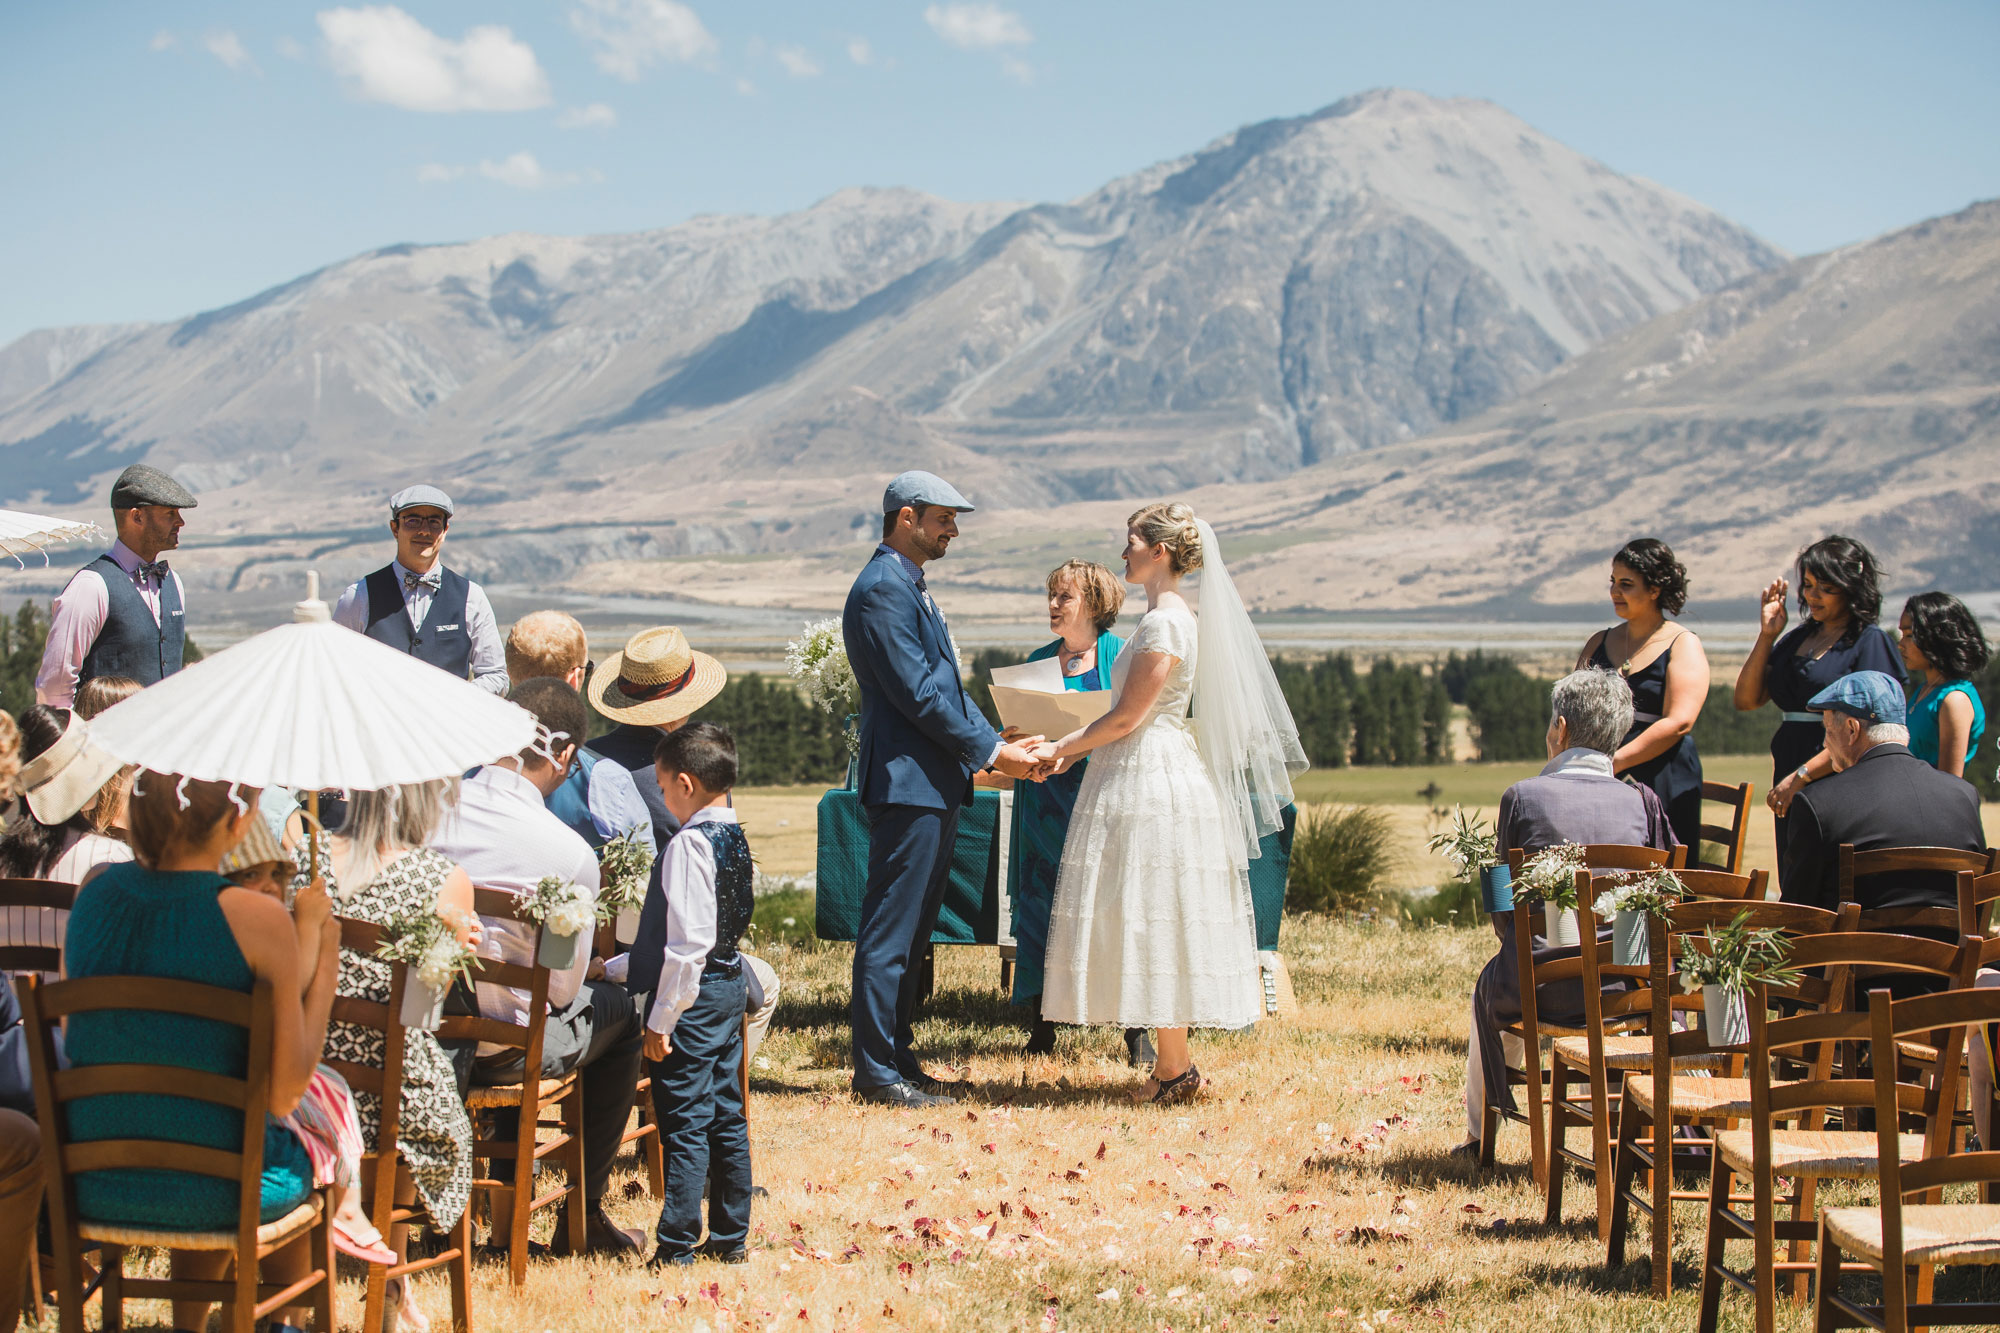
[35,463,197,707]
[842,471,1042,1108]
[332,484,508,694]
[1780,669,1985,913]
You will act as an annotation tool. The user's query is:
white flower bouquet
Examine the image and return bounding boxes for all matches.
[524,875,595,969]
[375,906,479,1029]
[1520,842,1588,946]
[787,617,860,756]
[1594,867,1684,966]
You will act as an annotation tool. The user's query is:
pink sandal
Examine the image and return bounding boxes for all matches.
[332,1218,398,1266]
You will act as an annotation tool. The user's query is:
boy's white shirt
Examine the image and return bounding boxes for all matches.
[642,804,736,1039]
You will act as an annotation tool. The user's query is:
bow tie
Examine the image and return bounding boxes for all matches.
[136,560,169,583]
[402,571,441,593]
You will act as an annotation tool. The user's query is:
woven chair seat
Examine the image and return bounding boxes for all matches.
[1715,1128,1926,1178]
[77,1197,322,1252]
[1823,1204,2000,1266]
[467,1074,577,1109]
[1626,1076,1752,1119]
[1551,1034,1730,1071]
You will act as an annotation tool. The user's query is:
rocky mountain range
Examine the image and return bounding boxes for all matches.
[0,87,1797,627]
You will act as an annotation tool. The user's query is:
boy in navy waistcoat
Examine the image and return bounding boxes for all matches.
[628,723,754,1266]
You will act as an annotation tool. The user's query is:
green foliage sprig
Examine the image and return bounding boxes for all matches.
[1426,806,1498,884]
[1677,911,1802,995]
[597,826,654,918]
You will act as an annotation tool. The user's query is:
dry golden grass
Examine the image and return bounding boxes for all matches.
[229,920,1824,1332]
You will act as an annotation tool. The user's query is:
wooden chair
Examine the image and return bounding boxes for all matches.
[1,878,80,1324]
[0,877,74,977]
[1694,932,1982,1333]
[1478,842,1685,1186]
[1693,781,1755,874]
[1546,868,1734,1242]
[1677,868,1770,903]
[326,918,473,1333]
[16,974,335,1333]
[1600,899,1845,1297]
[1960,868,2000,940]
[591,918,664,1198]
[435,888,587,1286]
[1838,845,1998,918]
[1815,985,2000,1331]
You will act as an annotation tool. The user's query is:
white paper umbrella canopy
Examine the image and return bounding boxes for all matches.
[0,508,100,563]
[86,586,537,791]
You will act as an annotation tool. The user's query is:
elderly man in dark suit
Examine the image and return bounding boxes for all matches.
[1780,670,1987,913]
[842,471,1043,1108]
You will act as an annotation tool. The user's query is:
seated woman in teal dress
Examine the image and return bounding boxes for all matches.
[1898,591,1990,777]
[63,770,342,1333]
[1006,560,1154,1065]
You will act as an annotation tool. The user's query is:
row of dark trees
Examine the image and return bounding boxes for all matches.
[8,600,1998,795]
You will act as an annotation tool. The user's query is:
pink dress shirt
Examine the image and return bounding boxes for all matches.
[35,541,187,709]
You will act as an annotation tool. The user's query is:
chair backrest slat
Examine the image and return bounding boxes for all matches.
[1838,844,1998,907]
[63,1139,245,1180]
[1868,988,2000,1210]
[53,1064,251,1110]
[31,974,255,1025]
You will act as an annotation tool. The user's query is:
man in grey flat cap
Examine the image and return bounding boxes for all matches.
[332,485,508,694]
[35,463,197,707]
[842,471,1042,1108]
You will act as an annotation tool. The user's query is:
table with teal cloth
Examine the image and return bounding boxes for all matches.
[815,787,1294,951]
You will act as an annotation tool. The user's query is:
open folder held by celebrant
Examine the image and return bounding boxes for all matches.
[987,657,1114,739]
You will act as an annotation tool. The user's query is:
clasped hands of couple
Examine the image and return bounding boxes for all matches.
[994,728,1069,784]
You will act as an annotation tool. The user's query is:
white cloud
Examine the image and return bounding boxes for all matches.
[149,30,177,52]
[557,102,618,130]
[734,75,756,96]
[567,0,716,81]
[845,36,875,66]
[775,45,820,78]
[204,29,259,73]
[923,3,1031,50]
[318,6,551,113]
[418,151,600,189]
[276,35,306,60]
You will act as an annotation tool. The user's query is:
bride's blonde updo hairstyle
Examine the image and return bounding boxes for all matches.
[1127,502,1203,575]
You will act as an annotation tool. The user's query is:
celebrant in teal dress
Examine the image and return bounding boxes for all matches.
[1006,560,1145,1060]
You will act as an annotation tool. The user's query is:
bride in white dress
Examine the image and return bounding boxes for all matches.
[1034,502,1306,1103]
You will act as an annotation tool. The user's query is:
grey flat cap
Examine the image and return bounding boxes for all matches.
[882,470,974,514]
[110,463,197,510]
[388,484,455,517]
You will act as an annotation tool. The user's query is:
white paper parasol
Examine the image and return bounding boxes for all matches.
[86,574,537,791]
[0,508,101,564]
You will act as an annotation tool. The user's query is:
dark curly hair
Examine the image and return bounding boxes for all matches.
[1612,538,1688,617]
[1902,591,1991,682]
[1796,534,1882,639]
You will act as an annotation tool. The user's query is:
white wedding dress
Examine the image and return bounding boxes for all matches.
[1040,602,1261,1030]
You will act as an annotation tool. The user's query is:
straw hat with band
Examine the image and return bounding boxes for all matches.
[588,626,726,726]
[20,715,127,825]
[221,814,297,884]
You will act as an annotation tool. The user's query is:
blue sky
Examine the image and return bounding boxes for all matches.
[3,1,1997,347]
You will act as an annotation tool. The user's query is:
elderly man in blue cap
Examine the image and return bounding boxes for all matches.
[1779,669,1986,914]
[333,485,508,694]
[843,471,1043,1107]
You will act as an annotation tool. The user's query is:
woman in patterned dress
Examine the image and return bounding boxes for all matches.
[293,779,475,1331]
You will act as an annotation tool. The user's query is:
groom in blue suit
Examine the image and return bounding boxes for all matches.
[844,471,1042,1107]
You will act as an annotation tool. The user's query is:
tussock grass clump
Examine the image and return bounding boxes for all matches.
[1286,803,1399,914]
